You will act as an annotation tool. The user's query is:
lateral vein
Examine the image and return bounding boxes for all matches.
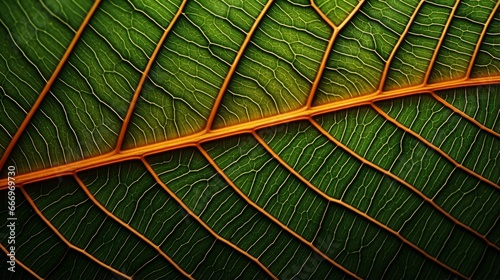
[0,0,102,171]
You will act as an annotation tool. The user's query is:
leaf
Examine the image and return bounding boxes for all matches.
[1,0,499,279]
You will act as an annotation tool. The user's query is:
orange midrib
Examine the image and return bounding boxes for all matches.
[1,75,498,189]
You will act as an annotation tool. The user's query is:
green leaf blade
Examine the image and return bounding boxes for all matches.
[1,0,499,278]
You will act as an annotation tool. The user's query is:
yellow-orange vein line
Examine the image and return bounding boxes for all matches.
[310,0,336,29]
[0,0,102,171]
[73,174,194,279]
[378,0,426,93]
[423,0,460,85]
[115,0,188,151]
[1,76,499,190]
[253,130,468,279]
[197,144,362,280]
[466,1,500,79]
[310,118,500,253]
[337,0,364,30]
[431,91,500,138]
[307,0,365,108]
[141,157,278,280]
[205,0,275,132]
[0,244,43,280]
[371,103,500,191]
[19,186,132,279]
[306,29,337,108]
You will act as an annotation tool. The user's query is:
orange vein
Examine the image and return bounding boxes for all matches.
[306,30,337,108]
[307,0,365,108]
[310,119,500,252]
[1,76,498,190]
[197,145,362,280]
[0,0,102,171]
[378,0,426,92]
[423,0,460,85]
[73,174,194,279]
[371,103,500,191]
[205,0,275,131]
[465,1,500,79]
[115,0,187,151]
[431,91,500,138]
[19,186,132,279]
[141,157,278,280]
[0,244,43,280]
[310,0,336,29]
[337,1,364,30]
[252,130,468,279]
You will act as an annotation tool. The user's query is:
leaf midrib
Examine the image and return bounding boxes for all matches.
[2,75,498,189]
[2,1,499,279]
[2,0,498,188]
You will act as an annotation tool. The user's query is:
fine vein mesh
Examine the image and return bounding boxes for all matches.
[0,189,115,279]
[437,85,500,133]
[0,0,499,278]
[203,134,464,278]
[429,0,497,82]
[314,0,360,26]
[471,8,500,77]
[376,93,500,184]
[5,0,178,174]
[259,119,500,237]
[213,0,331,128]
[79,160,269,279]
[384,0,453,90]
[24,176,181,278]
[147,148,345,279]
[0,0,93,162]
[313,113,496,276]
[313,0,422,104]
[124,0,267,148]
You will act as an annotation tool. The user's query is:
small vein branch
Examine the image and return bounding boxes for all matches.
[310,0,336,29]
[205,0,275,131]
[253,129,468,279]
[197,144,362,280]
[0,0,102,172]
[0,243,43,280]
[310,118,500,253]
[141,157,278,280]
[423,0,460,85]
[466,0,500,79]
[378,0,426,92]
[19,186,132,279]
[307,0,365,107]
[73,174,193,279]
[430,91,500,138]
[115,0,188,151]
[371,103,500,191]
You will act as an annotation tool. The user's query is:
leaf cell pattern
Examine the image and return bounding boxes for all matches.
[1,0,499,279]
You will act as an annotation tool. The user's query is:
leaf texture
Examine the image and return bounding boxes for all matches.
[1,0,499,279]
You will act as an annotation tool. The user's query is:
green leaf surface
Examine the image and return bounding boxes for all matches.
[1,0,499,279]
